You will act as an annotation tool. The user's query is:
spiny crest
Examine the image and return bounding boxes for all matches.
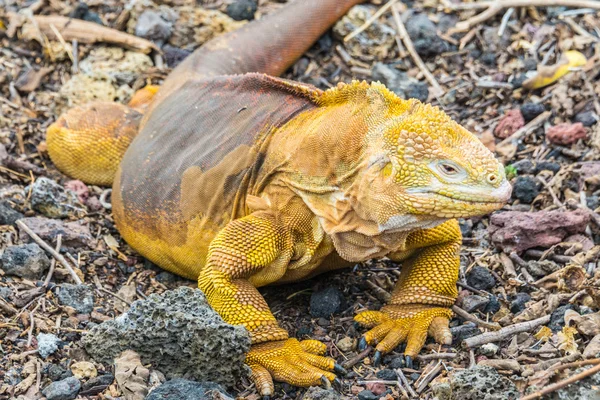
[316,80,407,113]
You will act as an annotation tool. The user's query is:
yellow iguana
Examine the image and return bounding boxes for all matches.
[46,0,511,397]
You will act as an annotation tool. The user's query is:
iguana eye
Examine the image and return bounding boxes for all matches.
[439,163,458,175]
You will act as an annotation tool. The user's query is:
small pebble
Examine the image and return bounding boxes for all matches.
[511,159,534,175]
[461,295,489,313]
[574,110,598,127]
[510,293,531,314]
[0,200,24,225]
[69,3,102,25]
[451,322,481,342]
[57,284,95,314]
[337,337,355,352]
[38,333,60,358]
[135,10,172,42]
[535,161,561,174]
[42,376,81,400]
[512,176,540,204]
[71,361,97,379]
[310,287,346,318]
[358,390,379,400]
[1,243,50,279]
[376,369,397,381]
[26,177,84,219]
[484,295,501,314]
[480,343,499,356]
[466,266,496,291]
[520,103,545,122]
[48,364,69,381]
[302,387,340,400]
[549,304,575,332]
[226,0,258,21]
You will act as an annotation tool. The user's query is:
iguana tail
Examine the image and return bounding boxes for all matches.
[47,0,363,185]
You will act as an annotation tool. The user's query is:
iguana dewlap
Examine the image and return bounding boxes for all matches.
[47,0,511,396]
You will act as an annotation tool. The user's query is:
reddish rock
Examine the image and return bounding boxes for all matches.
[18,217,97,248]
[489,210,590,253]
[64,180,89,203]
[494,109,525,139]
[546,122,587,145]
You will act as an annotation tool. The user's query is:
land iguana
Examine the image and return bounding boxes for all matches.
[46,0,511,397]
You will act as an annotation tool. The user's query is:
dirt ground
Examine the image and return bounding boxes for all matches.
[1,0,600,399]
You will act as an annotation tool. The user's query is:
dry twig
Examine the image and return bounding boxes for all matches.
[344,0,398,42]
[453,305,502,331]
[521,363,600,400]
[463,315,551,348]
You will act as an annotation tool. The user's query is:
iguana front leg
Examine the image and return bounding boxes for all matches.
[198,212,343,397]
[355,220,461,366]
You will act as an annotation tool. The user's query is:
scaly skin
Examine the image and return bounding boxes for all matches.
[46,0,512,397]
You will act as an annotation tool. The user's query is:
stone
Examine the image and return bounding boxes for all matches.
[535,161,561,174]
[1,243,50,279]
[511,159,534,175]
[376,369,397,381]
[162,44,191,68]
[574,110,598,127]
[18,217,97,248]
[489,210,590,253]
[549,304,575,332]
[336,336,355,352]
[587,195,599,211]
[146,379,233,400]
[48,364,69,381]
[451,323,480,343]
[225,0,258,21]
[302,386,341,400]
[371,63,429,102]
[69,3,102,25]
[480,343,499,357]
[42,376,81,400]
[37,333,60,358]
[510,293,531,314]
[71,361,97,379]
[135,10,172,43]
[0,286,12,299]
[82,287,250,388]
[461,295,489,313]
[358,390,379,400]
[431,365,519,400]
[466,266,496,291]
[404,12,449,57]
[533,366,600,399]
[494,109,525,139]
[26,177,84,219]
[81,373,114,392]
[481,52,496,66]
[0,200,24,225]
[520,103,545,122]
[57,284,95,314]
[512,176,540,204]
[310,287,346,318]
[546,122,587,145]
[484,295,501,314]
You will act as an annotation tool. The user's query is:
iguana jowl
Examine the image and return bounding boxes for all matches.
[47,0,511,396]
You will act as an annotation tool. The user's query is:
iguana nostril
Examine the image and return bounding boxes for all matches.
[487,174,498,184]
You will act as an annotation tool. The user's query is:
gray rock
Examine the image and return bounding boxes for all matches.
[146,379,233,400]
[529,366,600,399]
[57,284,95,314]
[461,295,489,313]
[510,293,531,314]
[451,322,480,343]
[404,12,449,57]
[376,369,397,381]
[81,373,114,392]
[574,110,598,127]
[371,63,429,102]
[520,103,545,122]
[48,364,69,381]
[432,365,519,400]
[135,10,172,43]
[42,376,81,400]
[82,287,250,388]
[226,0,257,21]
[1,243,50,279]
[466,266,496,291]
[358,390,379,400]
[0,286,12,299]
[37,333,60,358]
[512,176,540,204]
[26,177,84,219]
[310,287,346,318]
[18,217,96,248]
[511,159,534,175]
[302,386,341,400]
[549,304,575,332]
[0,200,24,225]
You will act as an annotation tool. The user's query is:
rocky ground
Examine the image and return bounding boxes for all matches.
[1,0,600,399]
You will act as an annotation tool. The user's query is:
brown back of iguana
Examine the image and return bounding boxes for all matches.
[48,0,364,279]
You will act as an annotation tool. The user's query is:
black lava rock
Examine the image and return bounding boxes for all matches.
[1,243,50,279]
[451,322,481,342]
[226,0,258,21]
[510,293,531,314]
[535,161,561,174]
[310,287,346,318]
[574,111,598,127]
[549,304,575,332]
[512,159,535,175]
[162,45,191,68]
[0,200,24,225]
[404,12,449,57]
[466,266,496,291]
[481,52,496,66]
[56,284,95,314]
[512,176,540,204]
[69,3,103,25]
[146,379,233,400]
[511,73,528,88]
[520,103,545,122]
[81,374,114,394]
[484,295,501,314]
[376,369,397,381]
[48,364,69,382]
[358,390,379,400]
[42,377,81,400]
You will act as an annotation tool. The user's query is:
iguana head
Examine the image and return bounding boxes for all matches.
[347,83,511,230]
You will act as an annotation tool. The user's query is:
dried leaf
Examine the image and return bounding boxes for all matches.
[564,310,600,336]
[557,326,578,355]
[534,326,553,342]
[115,350,149,400]
[523,50,587,90]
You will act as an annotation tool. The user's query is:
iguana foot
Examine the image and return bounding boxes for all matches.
[246,338,345,397]
[354,304,452,366]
